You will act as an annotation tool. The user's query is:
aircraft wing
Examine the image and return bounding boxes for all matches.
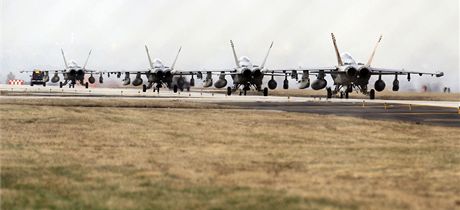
[83,69,99,73]
[264,67,337,75]
[103,70,150,74]
[369,67,444,77]
[173,69,238,76]
[20,69,63,73]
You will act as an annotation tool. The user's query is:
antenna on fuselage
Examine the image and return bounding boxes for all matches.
[83,49,92,69]
[260,41,274,69]
[171,46,182,70]
[145,45,154,69]
[366,35,383,66]
[61,49,69,69]
[331,33,344,66]
[230,40,241,68]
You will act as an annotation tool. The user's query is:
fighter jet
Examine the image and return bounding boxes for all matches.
[108,46,194,93]
[200,40,290,96]
[298,33,444,99]
[21,49,102,88]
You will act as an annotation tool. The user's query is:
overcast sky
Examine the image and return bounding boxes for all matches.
[1,0,458,91]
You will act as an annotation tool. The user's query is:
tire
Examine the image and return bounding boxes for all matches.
[263,87,268,96]
[31,83,34,87]
[243,89,247,96]
[187,87,190,92]
[340,92,343,98]
[227,87,232,96]
[326,88,332,99]
[173,85,178,93]
[370,89,375,100]
[345,91,349,99]
[142,85,147,92]
[59,82,63,88]
[347,85,353,93]
[43,83,46,87]
[85,82,89,89]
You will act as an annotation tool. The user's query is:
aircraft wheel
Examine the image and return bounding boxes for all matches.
[142,85,147,92]
[347,85,353,93]
[85,82,89,89]
[173,85,178,93]
[187,87,190,92]
[227,87,232,96]
[340,92,344,99]
[43,83,46,87]
[370,89,375,100]
[345,91,349,99]
[59,82,63,88]
[243,89,247,96]
[30,83,34,87]
[326,87,332,99]
[263,87,268,96]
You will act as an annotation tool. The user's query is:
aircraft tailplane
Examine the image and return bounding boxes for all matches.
[331,33,344,66]
[83,49,92,69]
[61,49,69,69]
[145,45,154,69]
[260,41,274,69]
[366,35,383,66]
[171,46,182,70]
[230,40,241,68]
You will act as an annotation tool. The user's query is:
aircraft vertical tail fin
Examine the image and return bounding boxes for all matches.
[61,49,69,68]
[230,40,241,68]
[171,46,182,70]
[83,49,92,69]
[260,41,274,69]
[145,45,154,69]
[331,33,344,66]
[366,35,383,66]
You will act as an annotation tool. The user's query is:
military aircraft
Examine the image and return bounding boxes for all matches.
[297,33,444,99]
[21,49,102,88]
[200,40,292,96]
[108,46,194,93]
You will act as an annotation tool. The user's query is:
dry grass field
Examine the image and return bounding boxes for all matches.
[269,89,460,101]
[1,98,459,210]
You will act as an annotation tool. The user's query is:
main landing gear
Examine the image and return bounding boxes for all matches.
[226,84,268,97]
[369,89,375,100]
[326,87,332,99]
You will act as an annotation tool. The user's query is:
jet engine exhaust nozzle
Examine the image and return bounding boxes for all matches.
[358,67,371,78]
[242,69,252,78]
[346,67,357,77]
[252,69,262,77]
